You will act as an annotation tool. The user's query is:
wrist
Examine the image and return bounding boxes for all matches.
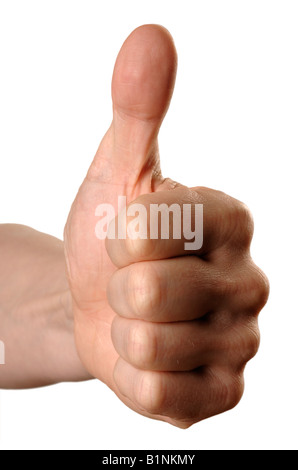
[41,287,92,385]
[0,224,92,388]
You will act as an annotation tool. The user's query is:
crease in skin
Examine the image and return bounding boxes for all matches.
[0,22,269,431]
[61,24,269,428]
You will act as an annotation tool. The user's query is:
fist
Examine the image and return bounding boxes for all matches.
[106,187,269,427]
[64,24,269,428]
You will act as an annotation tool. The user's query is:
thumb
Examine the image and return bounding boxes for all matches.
[89,24,178,185]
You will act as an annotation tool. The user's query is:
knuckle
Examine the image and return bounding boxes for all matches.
[222,373,245,412]
[129,263,162,320]
[219,262,270,315]
[246,325,261,360]
[134,371,166,415]
[127,323,158,369]
[206,367,244,415]
[237,323,261,365]
[226,322,261,368]
[246,265,270,314]
[254,269,270,311]
[227,201,255,249]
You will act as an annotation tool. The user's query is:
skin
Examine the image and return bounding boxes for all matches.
[0,25,269,428]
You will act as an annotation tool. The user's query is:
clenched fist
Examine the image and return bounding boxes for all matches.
[64,24,269,428]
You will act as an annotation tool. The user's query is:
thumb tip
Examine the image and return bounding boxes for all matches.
[112,24,178,122]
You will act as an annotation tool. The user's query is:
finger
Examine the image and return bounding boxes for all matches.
[111,317,212,372]
[111,316,260,372]
[113,359,244,424]
[106,186,253,268]
[87,24,178,185]
[107,256,226,323]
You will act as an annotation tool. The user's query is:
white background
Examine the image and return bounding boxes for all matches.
[0,0,297,450]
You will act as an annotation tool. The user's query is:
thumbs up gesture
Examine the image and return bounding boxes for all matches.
[64,25,269,428]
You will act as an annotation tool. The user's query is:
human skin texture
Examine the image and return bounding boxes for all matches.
[64,25,269,428]
[0,25,269,428]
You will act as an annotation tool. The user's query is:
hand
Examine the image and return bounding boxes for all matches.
[64,24,269,428]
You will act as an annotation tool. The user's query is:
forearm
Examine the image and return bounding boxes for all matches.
[0,224,90,389]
